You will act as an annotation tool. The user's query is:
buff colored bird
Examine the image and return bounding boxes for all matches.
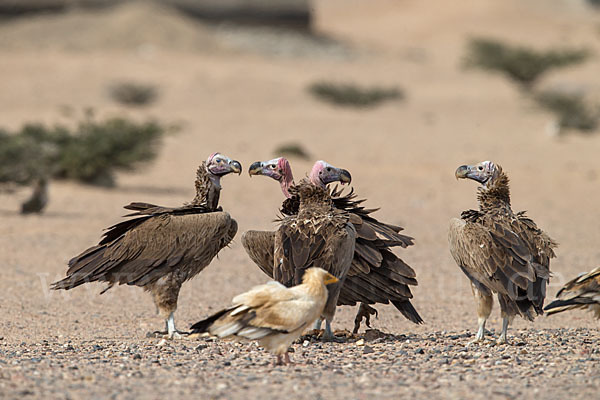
[190,267,338,365]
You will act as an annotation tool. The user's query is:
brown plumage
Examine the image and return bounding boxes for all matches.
[449,161,557,344]
[190,267,338,365]
[51,153,241,338]
[274,179,356,339]
[243,158,422,334]
[544,267,600,318]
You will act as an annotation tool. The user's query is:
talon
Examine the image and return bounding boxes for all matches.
[353,303,378,334]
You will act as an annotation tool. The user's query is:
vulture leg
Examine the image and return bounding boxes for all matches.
[470,283,493,344]
[497,313,513,344]
[323,320,334,341]
[284,352,293,365]
[353,303,378,334]
[148,277,188,339]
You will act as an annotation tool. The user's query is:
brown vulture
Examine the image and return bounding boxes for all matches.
[449,160,557,343]
[243,158,422,335]
[51,153,241,339]
[544,267,600,319]
[190,267,338,365]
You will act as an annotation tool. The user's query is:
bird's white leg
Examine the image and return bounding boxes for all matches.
[474,316,486,342]
[312,318,322,330]
[166,312,183,340]
[497,315,510,344]
[469,284,493,345]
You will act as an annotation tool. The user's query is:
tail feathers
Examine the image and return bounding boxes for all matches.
[544,297,595,316]
[391,300,424,324]
[190,308,233,333]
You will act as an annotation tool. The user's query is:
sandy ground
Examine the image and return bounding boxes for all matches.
[1,0,600,399]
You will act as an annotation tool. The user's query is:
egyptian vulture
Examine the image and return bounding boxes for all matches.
[190,267,338,365]
[449,161,557,344]
[544,267,600,319]
[243,157,422,334]
[51,153,241,339]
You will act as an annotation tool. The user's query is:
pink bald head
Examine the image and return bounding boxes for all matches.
[309,160,352,188]
[248,157,295,198]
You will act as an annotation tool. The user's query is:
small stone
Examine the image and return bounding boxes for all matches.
[302,340,310,347]
[363,345,374,355]
[415,348,425,355]
[520,349,528,355]
[356,339,365,346]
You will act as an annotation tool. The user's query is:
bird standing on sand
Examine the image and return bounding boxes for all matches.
[449,161,556,344]
[51,153,241,339]
[190,267,338,365]
[244,157,422,334]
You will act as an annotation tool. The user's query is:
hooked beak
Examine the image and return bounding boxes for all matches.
[230,160,242,175]
[248,161,263,177]
[455,165,469,180]
[323,273,339,286]
[339,169,352,185]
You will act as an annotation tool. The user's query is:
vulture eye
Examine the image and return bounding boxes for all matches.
[269,165,276,169]
[478,166,483,171]
[326,167,331,172]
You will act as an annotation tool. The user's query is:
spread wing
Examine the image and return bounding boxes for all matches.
[241,230,276,278]
[52,211,236,290]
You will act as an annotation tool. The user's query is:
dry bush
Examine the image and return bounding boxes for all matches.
[308,82,403,108]
[465,38,589,88]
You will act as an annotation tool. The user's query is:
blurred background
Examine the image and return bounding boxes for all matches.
[1,0,600,337]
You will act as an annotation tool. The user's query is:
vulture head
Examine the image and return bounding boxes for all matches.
[309,160,352,189]
[455,161,502,187]
[206,152,242,177]
[248,157,294,198]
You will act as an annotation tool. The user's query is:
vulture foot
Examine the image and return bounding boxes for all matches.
[148,330,190,340]
[352,303,378,334]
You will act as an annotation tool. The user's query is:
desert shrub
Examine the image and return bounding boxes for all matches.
[535,90,598,132]
[308,82,403,108]
[0,116,168,187]
[109,81,158,106]
[465,38,589,88]
[273,143,310,160]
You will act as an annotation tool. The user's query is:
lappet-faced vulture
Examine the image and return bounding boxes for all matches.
[273,169,356,339]
[544,267,600,319]
[449,161,557,344]
[190,267,338,365]
[243,158,422,335]
[51,153,241,339]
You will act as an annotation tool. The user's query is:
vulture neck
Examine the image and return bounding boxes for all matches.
[297,181,332,214]
[477,172,511,211]
[280,174,294,199]
[191,162,222,210]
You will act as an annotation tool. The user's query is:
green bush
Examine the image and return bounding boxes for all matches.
[535,90,598,132]
[308,82,403,108]
[0,116,168,187]
[109,82,158,107]
[465,38,589,88]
